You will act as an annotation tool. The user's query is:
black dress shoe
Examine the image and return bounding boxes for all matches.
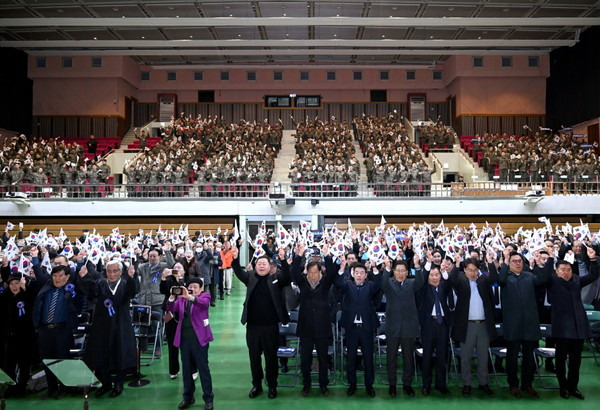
[347,384,357,396]
[268,387,277,399]
[95,384,112,398]
[522,386,539,398]
[435,386,451,395]
[301,386,311,396]
[178,398,195,409]
[478,384,495,397]
[109,385,123,397]
[210,302,216,307]
[560,388,570,399]
[462,385,471,397]
[388,385,397,397]
[205,402,214,410]
[320,386,329,396]
[248,386,263,398]
[403,385,415,397]
[366,385,376,397]
[219,295,224,300]
[421,387,430,396]
[569,389,585,400]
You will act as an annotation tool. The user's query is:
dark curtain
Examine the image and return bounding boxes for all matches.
[546,26,600,130]
[0,48,32,135]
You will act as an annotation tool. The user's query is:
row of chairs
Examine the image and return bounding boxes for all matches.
[276,309,600,389]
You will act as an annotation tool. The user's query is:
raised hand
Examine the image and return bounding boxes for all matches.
[587,245,597,260]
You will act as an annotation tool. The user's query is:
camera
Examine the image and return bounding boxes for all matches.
[171,286,192,296]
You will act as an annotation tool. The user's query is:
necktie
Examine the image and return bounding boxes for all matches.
[47,288,59,323]
[433,286,443,324]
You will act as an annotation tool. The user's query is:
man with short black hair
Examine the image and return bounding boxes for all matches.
[32,265,81,399]
[231,246,290,399]
[499,248,551,398]
[335,259,381,397]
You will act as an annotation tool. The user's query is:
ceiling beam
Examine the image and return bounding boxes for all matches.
[1,17,598,28]
[25,48,548,56]
[1,39,574,48]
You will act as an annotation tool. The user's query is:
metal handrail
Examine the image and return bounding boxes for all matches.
[2,179,598,200]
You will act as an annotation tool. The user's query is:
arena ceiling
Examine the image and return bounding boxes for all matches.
[1,0,599,67]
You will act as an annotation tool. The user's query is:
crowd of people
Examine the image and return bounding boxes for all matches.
[123,114,281,198]
[353,115,436,196]
[0,134,111,197]
[288,118,360,197]
[3,217,599,405]
[471,131,599,193]
[417,120,456,150]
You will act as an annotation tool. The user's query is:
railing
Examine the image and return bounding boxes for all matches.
[2,179,599,200]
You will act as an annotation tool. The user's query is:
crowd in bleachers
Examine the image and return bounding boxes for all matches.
[288,118,360,197]
[461,131,599,193]
[0,134,112,197]
[417,120,456,155]
[353,115,436,196]
[123,114,282,197]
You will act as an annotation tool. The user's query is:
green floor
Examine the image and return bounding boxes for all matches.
[7,285,600,410]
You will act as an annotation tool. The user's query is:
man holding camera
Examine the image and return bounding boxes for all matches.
[166,278,214,410]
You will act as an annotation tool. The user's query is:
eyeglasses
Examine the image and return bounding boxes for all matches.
[509,259,523,264]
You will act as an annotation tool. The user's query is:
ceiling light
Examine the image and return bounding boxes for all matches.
[141,36,145,39]
[283,13,286,16]
[168,6,175,10]
[112,7,119,12]
[381,35,385,38]
[57,9,63,13]
[503,8,510,12]
[176,15,179,18]
[93,37,97,40]
[448,7,454,11]
[189,35,193,38]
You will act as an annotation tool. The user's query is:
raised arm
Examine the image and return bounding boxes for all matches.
[230,245,250,285]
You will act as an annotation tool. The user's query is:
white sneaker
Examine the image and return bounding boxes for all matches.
[193,372,198,380]
[170,373,178,379]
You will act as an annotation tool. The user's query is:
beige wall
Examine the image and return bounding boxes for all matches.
[28,54,550,116]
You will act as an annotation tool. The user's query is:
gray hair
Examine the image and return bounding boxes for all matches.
[106,259,123,272]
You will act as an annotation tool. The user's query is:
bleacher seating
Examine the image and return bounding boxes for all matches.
[61,137,121,158]
[127,137,162,150]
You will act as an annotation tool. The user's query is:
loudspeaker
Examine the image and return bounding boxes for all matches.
[198,90,215,102]
[286,198,295,205]
[269,193,285,200]
[311,199,319,205]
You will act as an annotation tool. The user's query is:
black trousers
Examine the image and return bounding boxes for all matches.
[386,337,415,386]
[165,319,180,376]
[555,338,584,392]
[246,324,279,388]
[345,325,375,386]
[505,339,536,388]
[180,337,213,404]
[421,319,449,389]
[300,336,330,388]
[38,325,73,393]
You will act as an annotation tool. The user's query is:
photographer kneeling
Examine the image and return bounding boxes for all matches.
[166,278,214,410]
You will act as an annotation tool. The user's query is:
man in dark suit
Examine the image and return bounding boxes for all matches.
[32,265,81,399]
[290,243,336,396]
[231,246,290,399]
[381,255,425,397]
[335,259,381,397]
[547,246,598,400]
[417,265,452,396]
[498,248,551,398]
[448,254,498,397]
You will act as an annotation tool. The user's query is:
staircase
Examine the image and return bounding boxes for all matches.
[271,130,297,184]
